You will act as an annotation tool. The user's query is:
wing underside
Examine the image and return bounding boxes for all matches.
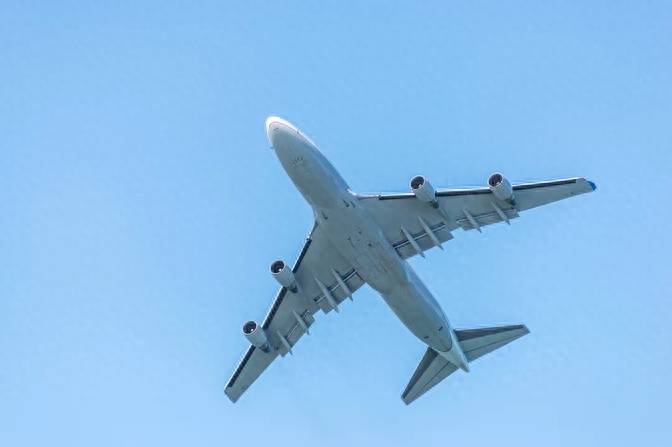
[358,177,595,259]
[225,223,364,402]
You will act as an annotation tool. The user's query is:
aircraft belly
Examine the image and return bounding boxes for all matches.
[321,205,453,352]
[381,274,453,352]
[319,207,397,285]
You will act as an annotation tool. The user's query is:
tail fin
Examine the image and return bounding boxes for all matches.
[401,324,529,405]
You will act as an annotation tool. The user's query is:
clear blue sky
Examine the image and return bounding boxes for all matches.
[2,2,671,446]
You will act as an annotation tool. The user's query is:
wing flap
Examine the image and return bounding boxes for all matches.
[456,208,519,231]
[392,221,454,258]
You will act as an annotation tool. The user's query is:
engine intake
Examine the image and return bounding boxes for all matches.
[271,260,298,292]
[410,175,438,207]
[488,172,515,204]
[242,320,270,352]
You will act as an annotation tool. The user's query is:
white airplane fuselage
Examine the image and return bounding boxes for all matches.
[267,118,469,369]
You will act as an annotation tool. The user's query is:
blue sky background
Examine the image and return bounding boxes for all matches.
[2,2,671,446]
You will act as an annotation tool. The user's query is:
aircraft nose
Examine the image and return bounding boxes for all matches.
[265,116,297,148]
[265,116,278,143]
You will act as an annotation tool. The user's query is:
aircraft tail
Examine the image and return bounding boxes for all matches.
[401,324,529,405]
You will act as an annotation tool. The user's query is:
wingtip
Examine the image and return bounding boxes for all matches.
[224,388,239,403]
[502,324,531,338]
[587,180,597,191]
[401,391,417,405]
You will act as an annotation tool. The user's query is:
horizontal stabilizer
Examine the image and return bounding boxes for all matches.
[455,324,530,362]
[401,324,529,405]
[401,348,457,405]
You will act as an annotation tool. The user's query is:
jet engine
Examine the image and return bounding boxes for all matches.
[488,173,515,204]
[242,320,270,352]
[270,260,298,292]
[410,175,438,206]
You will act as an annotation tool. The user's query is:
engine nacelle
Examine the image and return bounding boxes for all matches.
[410,175,438,207]
[242,320,270,352]
[270,260,297,292]
[488,172,515,204]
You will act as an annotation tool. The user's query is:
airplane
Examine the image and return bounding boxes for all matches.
[225,116,596,405]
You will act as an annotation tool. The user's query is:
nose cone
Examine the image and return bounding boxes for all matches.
[265,116,316,150]
[265,116,297,147]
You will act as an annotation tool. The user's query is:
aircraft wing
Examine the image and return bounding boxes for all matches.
[357,177,596,258]
[225,222,365,402]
